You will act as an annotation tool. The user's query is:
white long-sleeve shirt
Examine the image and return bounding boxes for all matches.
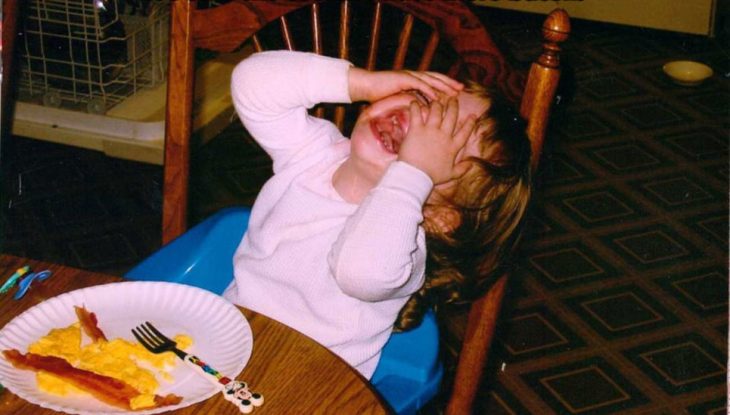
[223,51,432,378]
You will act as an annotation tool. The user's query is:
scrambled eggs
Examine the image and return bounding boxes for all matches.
[29,322,192,410]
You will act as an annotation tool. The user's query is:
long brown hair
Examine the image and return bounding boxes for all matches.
[394,84,532,331]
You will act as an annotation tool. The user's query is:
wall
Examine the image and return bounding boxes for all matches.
[475,0,717,36]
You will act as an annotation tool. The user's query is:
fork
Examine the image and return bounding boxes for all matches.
[132,321,263,413]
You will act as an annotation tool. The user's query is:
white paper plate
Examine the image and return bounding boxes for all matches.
[0,281,252,415]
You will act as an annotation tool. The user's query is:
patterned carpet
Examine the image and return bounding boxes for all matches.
[2,6,728,415]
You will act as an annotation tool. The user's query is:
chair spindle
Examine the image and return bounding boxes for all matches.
[334,0,351,130]
[279,16,295,50]
[338,0,351,59]
[393,14,414,70]
[311,3,325,118]
[311,3,323,54]
[251,34,263,53]
[417,31,439,71]
[366,1,383,71]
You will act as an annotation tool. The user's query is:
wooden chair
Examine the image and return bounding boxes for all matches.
[160,1,570,413]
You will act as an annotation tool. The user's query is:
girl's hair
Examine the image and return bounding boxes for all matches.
[394,82,532,331]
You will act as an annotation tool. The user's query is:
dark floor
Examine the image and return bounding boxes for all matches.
[2,6,728,415]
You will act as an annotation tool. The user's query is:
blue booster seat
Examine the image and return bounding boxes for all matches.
[125,207,443,414]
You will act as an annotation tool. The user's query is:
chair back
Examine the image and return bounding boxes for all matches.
[161,2,570,413]
[162,0,527,243]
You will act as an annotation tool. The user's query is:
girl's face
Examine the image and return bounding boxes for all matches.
[349,90,489,188]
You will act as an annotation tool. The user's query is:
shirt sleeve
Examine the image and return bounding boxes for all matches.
[328,161,433,302]
[230,51,353,172]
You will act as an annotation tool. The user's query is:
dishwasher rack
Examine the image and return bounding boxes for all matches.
[12,0,244,165]
[17,0,168,114]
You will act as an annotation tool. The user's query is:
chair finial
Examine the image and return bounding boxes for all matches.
[538,9,570,69]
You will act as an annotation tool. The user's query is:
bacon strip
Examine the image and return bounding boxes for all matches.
[2,349,182,410]
[74,306,107,343]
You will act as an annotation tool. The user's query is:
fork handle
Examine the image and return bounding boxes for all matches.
[182,353,232,387]
[182,353,264,413]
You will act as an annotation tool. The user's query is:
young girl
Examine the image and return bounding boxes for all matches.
[223,51,531,379]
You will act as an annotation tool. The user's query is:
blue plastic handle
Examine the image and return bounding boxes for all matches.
[14,270,52,300]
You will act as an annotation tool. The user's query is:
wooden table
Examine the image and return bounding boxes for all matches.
[0,255,391,414]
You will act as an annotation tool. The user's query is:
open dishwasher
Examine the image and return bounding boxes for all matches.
[12,0,245,165]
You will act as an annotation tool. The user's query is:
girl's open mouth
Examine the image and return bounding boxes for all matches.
[370,112,408,154]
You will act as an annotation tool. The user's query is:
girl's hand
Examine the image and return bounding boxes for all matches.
[398,98,477,185]
[348,67,462,103]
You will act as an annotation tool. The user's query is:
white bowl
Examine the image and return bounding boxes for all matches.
[662,60,713,86]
